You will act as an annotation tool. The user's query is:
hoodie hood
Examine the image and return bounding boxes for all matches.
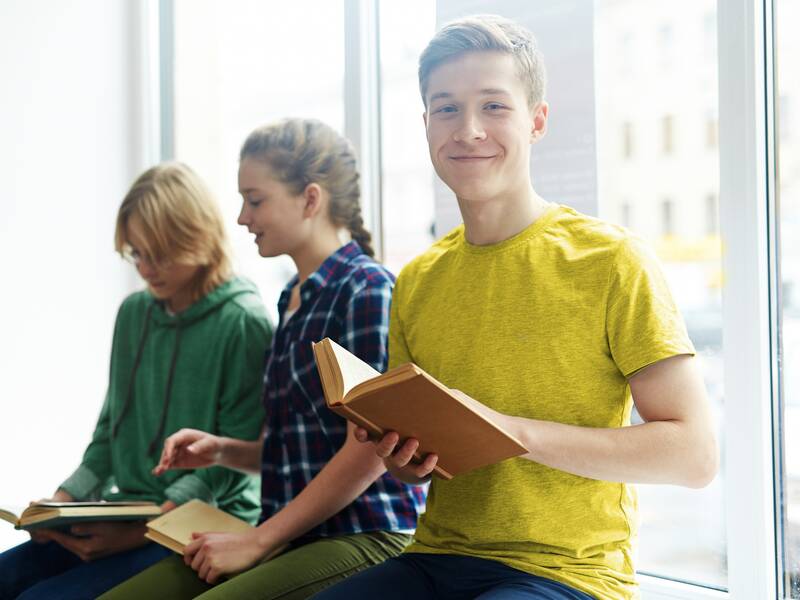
[148,276,261,327]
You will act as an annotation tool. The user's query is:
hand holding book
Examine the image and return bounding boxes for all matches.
[44,520,149,562]
[355,428,440,484]
[312,338,528,480]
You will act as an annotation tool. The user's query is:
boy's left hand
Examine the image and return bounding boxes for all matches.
[184,529,269,584]
[46,521,148,562]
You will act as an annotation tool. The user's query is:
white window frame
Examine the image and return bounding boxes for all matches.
[644,0,781,598]
[719,0,779,599]
[344,0,384,259]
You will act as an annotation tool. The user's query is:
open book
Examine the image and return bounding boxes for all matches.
[0,501,161,531]
[312,338,528,480]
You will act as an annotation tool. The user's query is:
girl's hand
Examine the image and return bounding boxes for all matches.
[152,428,223,475]
[184,529,274,584]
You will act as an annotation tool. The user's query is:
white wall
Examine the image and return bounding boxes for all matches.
[0,0,144,551]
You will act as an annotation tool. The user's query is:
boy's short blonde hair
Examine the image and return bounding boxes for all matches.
[418,14,546,109]
[114,161,232,302]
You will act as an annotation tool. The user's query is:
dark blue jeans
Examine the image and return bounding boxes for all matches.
[311,553,597,600]
[0,539,171,600]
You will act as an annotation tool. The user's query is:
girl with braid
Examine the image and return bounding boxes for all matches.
[0,163,272,600]
[102,119,426,600]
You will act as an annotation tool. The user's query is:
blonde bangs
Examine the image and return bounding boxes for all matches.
[115,162,232,300]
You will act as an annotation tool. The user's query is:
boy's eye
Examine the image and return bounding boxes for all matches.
[485,102,505,111]
[248,197,263,207]
[432,105,457,115]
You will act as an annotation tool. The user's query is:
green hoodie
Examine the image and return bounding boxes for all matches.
[60,277,272,523]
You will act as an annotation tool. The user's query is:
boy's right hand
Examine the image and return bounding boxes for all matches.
[29,488,74,544]
[152,428,222,476]
[353,428,438,484]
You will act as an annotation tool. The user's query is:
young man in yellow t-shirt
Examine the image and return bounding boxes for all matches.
[313,14,718,600]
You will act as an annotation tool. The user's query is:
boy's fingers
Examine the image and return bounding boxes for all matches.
[391,438,420,467]
[373,431,400,459]
[416,453,438,477]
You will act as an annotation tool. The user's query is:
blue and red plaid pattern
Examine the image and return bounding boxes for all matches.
[259,241,426,537]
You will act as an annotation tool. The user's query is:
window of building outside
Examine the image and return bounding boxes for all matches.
[776,0,800,596]
[706,115,718,149]
[596,0,725,589]
[661,199,675,236]
[663,115,674,154]
[705,193,718,236]
[171,0,345,322]
[621,201,632,229]
[622,121,634,159]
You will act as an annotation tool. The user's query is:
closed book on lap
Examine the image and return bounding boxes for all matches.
[312,337,528,480]
[0,501,161,531]
[145,499,253,555]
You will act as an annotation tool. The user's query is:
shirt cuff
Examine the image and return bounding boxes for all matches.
[59,464,102,500]
[164,474,215,506]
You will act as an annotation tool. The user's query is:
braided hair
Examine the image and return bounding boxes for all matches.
[240,118,375,257]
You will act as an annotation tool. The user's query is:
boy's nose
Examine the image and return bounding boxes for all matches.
[453,113,487,143]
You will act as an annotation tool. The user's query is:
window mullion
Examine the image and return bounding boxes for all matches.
[718,0,779,598]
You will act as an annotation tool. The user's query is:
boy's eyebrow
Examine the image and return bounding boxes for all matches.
[429,91,453,103]
[479,88,512,96]
[428,88,513,103]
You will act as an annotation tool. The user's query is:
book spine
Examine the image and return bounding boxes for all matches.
[331,404,386,440]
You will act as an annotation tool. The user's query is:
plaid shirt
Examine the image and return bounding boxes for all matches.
[259,242,426,537]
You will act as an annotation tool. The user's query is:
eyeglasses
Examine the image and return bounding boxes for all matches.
[122,248,172,270]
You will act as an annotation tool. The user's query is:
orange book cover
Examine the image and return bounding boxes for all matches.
[312,338,528,479]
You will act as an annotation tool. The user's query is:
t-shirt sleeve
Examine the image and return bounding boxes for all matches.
[606,236,696,378]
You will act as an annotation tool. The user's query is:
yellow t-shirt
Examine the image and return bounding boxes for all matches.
[390,205,695,600]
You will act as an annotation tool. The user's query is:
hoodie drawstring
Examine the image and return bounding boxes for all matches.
[147,321,182,456]
[112,303,155,439]
[112,302,185,458]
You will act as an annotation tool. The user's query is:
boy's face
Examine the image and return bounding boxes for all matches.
[423,51,547,203]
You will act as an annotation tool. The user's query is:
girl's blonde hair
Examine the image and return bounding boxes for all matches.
[240,118,375,257]
[114,162,232,302]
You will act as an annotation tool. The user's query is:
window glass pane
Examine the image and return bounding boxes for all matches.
[173,0,345,320]
[379,0,436,274]
[596,0,725,587]
[776,0,800,595]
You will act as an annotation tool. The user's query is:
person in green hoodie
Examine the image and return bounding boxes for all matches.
[0,162,273,600]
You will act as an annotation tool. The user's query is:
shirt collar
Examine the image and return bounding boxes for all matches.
[277,241,364,314]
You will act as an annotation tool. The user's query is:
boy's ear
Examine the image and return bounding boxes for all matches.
[530,101,549,143]
[422,111,428,129]
[302,183,325,219]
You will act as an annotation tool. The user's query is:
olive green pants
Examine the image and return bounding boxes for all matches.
[98,531,412,600]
